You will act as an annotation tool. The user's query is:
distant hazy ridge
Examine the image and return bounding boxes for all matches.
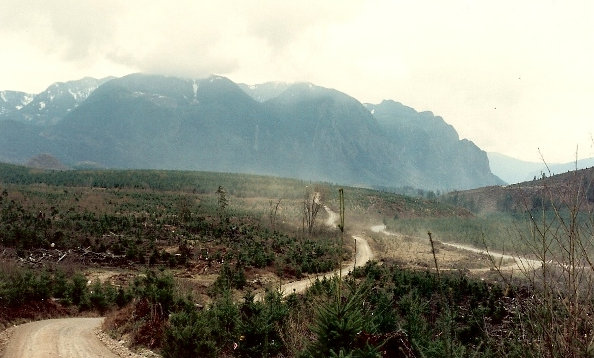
[0,74,503,191]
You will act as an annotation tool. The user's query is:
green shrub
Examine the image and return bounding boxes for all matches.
[133,271,175,316]
[211,263,246,295]
[304,283,377,358]
[162,289,241,357]
[163,308,218,358]
[67,273,90,309]
[0,269,54,306]
[89,279,117,313]
[115,286,133,308]
[51,270,69,299]
[237,290,288,356]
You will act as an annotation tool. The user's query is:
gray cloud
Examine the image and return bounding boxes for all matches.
[0,0,593,162]
[0,0,122,60]
[0,0,362,79]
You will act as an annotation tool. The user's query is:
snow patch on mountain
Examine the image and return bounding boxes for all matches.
[68,89,79,100]
[192,80,198,98]
[0,91,36,116]
[67,85,100,102]
[22,94,34,106]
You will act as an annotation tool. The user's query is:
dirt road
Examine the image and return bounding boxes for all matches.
[372,224,541,272]
[257,205,374,299]
[440,241,540,271]
[2,317,119,358]
[278,234,373,296]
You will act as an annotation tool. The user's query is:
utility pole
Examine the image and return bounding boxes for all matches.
[338,188,344,300]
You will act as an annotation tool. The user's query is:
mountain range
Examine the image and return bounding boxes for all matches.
[0,74,504,191]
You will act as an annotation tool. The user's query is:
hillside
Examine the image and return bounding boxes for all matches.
[0,164,592,357]
[0,74,503,191]
[488,151,594,184]
[444,166,594,214]
[0,77,113,126]
[368,100,500,190]
[0,90,34,116]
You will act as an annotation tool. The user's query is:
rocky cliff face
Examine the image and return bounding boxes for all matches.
[0,74,503,191]
[366,100,500,189]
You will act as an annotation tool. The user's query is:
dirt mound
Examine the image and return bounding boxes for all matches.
[25,153,69,170]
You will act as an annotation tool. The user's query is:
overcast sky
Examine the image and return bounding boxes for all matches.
[1,0,593,163]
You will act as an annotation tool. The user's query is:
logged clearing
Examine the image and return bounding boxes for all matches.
[255,205,373,300]
[369,224,516,273]
[273,234,373,298]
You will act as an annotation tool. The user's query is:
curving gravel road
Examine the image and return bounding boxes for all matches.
[2,317,119,358]
[257,205,374,299]
[278,234,373,296]
[278,205,374,296]
[2,204,375,355]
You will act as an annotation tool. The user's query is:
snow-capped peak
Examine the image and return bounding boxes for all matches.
[0,90,35,115]
[0,77,112,125]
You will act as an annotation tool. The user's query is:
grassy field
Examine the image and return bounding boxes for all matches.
[383,212,531,254]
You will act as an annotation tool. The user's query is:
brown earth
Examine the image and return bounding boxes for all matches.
[3,318,117,358]
[369,224,516,273]
[1,317,159,358]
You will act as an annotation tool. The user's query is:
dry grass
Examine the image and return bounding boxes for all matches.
[369,230,508,272]
[84,269,137,287]
[278,307,316,356]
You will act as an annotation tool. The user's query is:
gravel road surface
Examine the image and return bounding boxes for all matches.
[3,317,120,358]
